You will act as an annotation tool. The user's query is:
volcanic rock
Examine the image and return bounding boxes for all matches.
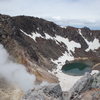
[22,84,63,100]
[0,14,100,100]
[0,78,24,100]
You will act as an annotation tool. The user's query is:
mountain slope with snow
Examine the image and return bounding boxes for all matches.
[0,14,100,93]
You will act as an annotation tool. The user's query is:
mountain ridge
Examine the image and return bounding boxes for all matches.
[0,13,100,100]
[0,13,100,70]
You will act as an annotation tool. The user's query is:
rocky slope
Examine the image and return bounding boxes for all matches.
[21,72,100,100]
[0,14,100,69]
[0,14,100,100]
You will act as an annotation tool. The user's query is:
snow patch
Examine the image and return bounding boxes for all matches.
[44,33,81,53]
[21,29,81,53]
[78,29,100,51]
[20,29,43,42]
[37,28,39,30]
[86,38,100,51]
[51,52,74,66]
[55,35,81,53]
[91,70,99,75]
[44,32,81,52]
[44,33,53,40]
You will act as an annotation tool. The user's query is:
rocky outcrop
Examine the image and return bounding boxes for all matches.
[67,72,93,100]
[0,78,24,100]
[22,84,63,100]
[67,72,100,100]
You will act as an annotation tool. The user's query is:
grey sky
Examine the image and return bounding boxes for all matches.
[0,0,100,29]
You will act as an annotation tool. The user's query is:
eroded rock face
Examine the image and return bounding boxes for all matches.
[0,78,24,100]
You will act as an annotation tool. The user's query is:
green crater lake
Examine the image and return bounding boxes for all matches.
[61,62,92,76]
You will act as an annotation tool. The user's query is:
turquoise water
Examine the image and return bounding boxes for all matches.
[61,62,92,76]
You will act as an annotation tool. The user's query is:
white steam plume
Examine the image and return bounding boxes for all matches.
[0,44,36,92]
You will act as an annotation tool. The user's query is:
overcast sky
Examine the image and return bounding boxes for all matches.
[0,0,100,29]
